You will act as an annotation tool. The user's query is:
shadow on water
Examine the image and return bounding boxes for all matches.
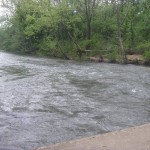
[0,52,150,150]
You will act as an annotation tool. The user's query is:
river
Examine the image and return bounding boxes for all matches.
[0,52,150,150]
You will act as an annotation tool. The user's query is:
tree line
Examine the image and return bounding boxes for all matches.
[0,0,150,63]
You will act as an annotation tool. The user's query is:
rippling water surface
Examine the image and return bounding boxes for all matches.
[0,52,150,150]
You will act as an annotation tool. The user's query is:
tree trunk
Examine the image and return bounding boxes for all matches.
[84,0,91,40]
[114,0,127,64]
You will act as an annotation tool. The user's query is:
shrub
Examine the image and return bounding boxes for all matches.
[37,37,56,56]
[143,50,150,62]
[107,49,119,63]
[136,42,150,54]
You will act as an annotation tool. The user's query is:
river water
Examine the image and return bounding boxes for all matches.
[0,52,150,150]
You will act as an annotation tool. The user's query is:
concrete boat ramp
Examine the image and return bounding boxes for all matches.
[35,123,150,150]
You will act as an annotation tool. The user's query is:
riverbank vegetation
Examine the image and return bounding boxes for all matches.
[0,0,150,65]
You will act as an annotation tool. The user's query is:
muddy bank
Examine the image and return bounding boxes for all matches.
[89,54,150,66]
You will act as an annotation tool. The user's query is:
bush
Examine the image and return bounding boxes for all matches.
[37,37,56,56]
[58,41,75,59]
[79,39,98,50]
[136,42,150,54]
[107,49,119,63]
[143,50,150,62]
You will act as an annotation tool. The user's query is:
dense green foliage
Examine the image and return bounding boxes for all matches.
[0,0,149,62]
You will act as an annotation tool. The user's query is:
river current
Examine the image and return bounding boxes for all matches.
[0,52,150,150]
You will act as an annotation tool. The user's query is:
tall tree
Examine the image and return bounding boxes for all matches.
[84,0,96,40]
[113,0,127,63]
